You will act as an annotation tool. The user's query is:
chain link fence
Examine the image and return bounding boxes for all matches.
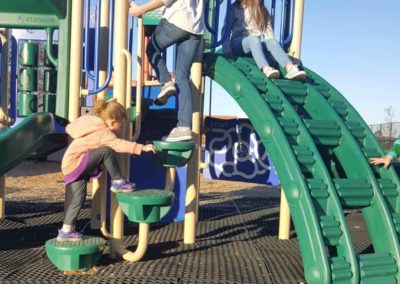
[369,122,400,150]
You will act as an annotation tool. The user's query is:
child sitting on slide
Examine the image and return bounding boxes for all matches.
[222,0,306,80]
[57,99,156,241]
[370,138,400,168]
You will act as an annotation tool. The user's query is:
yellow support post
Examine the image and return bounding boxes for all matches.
[0,28,10,220]
[68,1,84,122]
[288,0,305,59]
[165,168,176,192]
[184,62,203,244]
[91,0,110,229]
[279,0,305,240]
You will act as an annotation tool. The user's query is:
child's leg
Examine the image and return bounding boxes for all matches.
[146,19,188,85]
[232,36,271,70]
[175,35,202,128]
[264,39,292,68]
[63,179,87,229]
[84,147,124,181]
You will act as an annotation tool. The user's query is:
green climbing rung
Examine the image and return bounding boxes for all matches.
[307,179,329,199]
[346,121,365,140]
[359,253,397,284]
[330,257,353,283]
[378,179,398,198]
[305,120,342,146]
[329,99,348,117]
[45,237,106,272]
[334,179,373,208]
[320,215,342,246]
[293,145,315,165]
[142,7,162,26]
[278,118,299,136]
[279,85,308,105]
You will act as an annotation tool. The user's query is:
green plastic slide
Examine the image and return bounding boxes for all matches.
[0,113,56,175]
[204,53,400,284]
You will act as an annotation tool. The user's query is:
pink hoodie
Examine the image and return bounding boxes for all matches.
[61,115,142,183]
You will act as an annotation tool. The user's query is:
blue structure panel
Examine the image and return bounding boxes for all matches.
[203,117,280,186]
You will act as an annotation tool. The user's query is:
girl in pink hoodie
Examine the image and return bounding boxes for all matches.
[58,99,156,241]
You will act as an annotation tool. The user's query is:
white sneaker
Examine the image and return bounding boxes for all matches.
[285,65,307,80]
[263,67,280,79]
[163,127,192,142]
[154,81,176,106]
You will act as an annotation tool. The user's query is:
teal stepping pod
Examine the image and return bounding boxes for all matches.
[152,140,194,167]
[116,189,175,223]
[45,237,106,272]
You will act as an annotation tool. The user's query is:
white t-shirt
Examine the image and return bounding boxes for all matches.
[161,0,205,35]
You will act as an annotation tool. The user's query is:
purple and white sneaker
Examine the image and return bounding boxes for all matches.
[57,229,83,242]
[110,179,135,193]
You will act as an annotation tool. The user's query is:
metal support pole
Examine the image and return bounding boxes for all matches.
[110,0,129,258]
[91,0,110,230]
[184,62,203,244]
[279,0,304,240]
[288,0,304,59]
[68,1,84,121]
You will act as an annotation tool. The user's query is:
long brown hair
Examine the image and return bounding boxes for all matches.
[93,99,128,123]
[238,0,271,32]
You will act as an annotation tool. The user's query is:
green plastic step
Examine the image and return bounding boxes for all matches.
[320,215,342,246]
[45,237,106,272]
[278,118,299,136]
[330,257,353,283]
[305,120,342,146]
[378,179,398,198]
[359,253,397,284]
[293,145,315,165]
[346,121,365,140]
[392,213,400,235]
[116,189,174,223]
[152,140,194,168]
[278,85,308,105]
[307,179,329,200]
[329,99,348,118]
[263,93,284,112]
[334,179,373,208]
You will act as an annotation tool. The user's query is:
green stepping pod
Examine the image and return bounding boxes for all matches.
[45,237,106,272]
[152,141,194,168]
[116,189,175,223]
[203,53,400,284]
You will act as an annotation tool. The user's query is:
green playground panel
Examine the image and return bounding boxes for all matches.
[152,140,195,168]
[0,0,72,120]
[203,53,400,284]
[45,237,106,272]
[116,189,174,223]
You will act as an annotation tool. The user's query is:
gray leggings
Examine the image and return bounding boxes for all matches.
[63,147,123,226]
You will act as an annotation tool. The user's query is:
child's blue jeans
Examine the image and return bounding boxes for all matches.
[231,36,291,70]
[146,19,203,127]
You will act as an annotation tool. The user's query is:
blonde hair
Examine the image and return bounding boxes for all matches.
[238,0,271,32]
[93,99,128,123]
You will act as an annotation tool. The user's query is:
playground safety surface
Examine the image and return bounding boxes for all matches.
[0,191,373,284]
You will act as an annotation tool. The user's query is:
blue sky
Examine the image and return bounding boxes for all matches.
[203,0,400,124]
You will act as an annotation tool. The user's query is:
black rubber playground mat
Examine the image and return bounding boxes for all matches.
[0,195,371,284]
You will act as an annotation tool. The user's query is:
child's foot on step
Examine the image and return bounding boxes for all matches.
[285,65,307,80]
[110,179,135,193]
[57,229,83,242]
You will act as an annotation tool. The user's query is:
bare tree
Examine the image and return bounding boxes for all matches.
[384,106,396,140]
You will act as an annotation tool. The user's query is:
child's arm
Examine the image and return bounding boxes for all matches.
[100,131,143,155]
[129,0,167,17]
[369,138,400,168]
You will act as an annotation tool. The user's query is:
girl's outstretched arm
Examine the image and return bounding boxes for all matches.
[369,138,400,168]
[129,0,165,17]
